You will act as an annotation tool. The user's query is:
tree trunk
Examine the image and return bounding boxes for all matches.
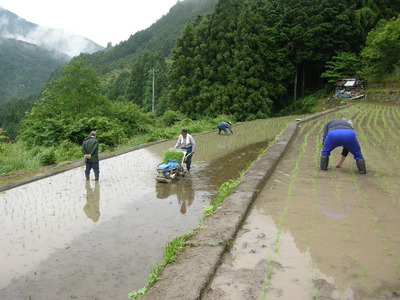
[302,65,305,98]
[293,66,298,102]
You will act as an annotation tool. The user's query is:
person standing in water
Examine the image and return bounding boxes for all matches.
[174,129,196,171]
[82,131,100,180]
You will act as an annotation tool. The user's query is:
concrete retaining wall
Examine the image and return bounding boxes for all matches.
[144,107,346,300]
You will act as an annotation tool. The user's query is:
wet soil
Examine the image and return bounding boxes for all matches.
[0,118,295,300]
[204,104,400,300]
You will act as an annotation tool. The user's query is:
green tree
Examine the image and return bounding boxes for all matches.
[321,52,362,82]
[125,51,168,113]
[361,16,400,80]
[18,59,115,146]
[168,0,291,120]
[167,17,206,115]
[28,58,110,120]
[105,70,130,102]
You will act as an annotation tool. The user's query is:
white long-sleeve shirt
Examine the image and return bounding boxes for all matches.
[174,134,196,151]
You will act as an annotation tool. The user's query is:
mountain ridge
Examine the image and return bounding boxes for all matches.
[0,6,104,57]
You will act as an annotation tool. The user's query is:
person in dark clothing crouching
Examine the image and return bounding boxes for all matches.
[320,120,366,174]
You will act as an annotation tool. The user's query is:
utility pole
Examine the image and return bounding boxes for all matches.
[149,68,159,112]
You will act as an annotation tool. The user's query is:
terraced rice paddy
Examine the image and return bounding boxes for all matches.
[206,103,400,300]
[0,115,300,299]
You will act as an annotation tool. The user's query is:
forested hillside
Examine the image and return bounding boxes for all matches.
[0,0,219,138]
[167,0,400,119]
[0,6,103,105]
[78,0,219,74]
[78,0,400,120]
[0,38,69,103]
[1,0,399,163]
[77,0,219,110]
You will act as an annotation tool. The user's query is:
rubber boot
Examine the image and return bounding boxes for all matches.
[356,158,366,174]
[186,163,191,172]
[320,156,329,170]
[94,173,99,181]
[85,173,90,180]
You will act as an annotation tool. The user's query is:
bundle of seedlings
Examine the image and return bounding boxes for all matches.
[161,150,185,164]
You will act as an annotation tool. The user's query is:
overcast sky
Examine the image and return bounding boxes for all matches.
[0,0,179,47]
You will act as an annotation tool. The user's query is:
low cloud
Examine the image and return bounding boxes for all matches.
[0,10,103,57]
[18,27,102,57]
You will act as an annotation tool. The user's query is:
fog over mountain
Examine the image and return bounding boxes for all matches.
[0,6,103,57]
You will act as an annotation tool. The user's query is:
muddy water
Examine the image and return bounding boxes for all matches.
[205,104,400,300]
[0,118,296,300]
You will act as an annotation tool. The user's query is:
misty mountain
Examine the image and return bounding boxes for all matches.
[0,6,104,57]
[0,6,105,103]
[0,37,69,103]
[0,0,218,134]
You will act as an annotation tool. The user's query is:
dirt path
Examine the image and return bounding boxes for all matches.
[203,104,400,300]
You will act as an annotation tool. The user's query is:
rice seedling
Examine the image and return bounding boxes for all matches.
[128,287,147,299]
[266,265,273,279]
[161,150,185,164]
[360,265,372,277]
[384,243,394,256]
[311,289,320,300]
[261,118,320,297]
[128,231,194,298]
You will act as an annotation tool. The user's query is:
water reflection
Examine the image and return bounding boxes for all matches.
[84,181,100,222]
[155,177,195,214]
[0,117,299,298]
[177,178,195,214]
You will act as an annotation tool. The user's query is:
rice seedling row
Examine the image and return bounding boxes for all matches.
[255,103,400,298]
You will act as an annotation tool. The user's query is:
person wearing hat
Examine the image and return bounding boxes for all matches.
[320,120,366,174]
[82,131,100,180]
[217,122,233,135]
[174,129,196,171]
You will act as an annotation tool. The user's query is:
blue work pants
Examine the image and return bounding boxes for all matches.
[321,129,363,160]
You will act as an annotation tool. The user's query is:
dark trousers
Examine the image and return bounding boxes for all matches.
[85,162,100,179]
[182,147,193,169]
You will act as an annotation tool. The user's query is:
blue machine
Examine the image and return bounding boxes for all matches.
[156,158,185,183]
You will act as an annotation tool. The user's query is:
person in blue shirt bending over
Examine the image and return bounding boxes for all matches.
[320,120,366,174]
[217,122,233,135]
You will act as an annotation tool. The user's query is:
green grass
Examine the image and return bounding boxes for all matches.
[128,231,194,299]
[0,142,41,174]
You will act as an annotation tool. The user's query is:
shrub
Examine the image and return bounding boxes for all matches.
[38,148,57,166]
[161,110,186,126]
[86,117,127,147]
[55,140,82,162]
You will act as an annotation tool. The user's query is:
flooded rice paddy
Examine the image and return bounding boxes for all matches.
[206,103,400,300]
[0,117,296,299]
